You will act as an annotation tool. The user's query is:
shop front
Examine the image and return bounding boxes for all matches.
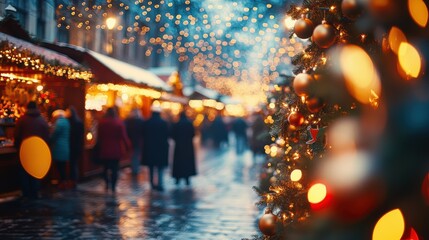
[0,32,91,194]
[42,42,172,178]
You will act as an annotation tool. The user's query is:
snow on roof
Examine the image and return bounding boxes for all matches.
[53,42,171,91]
[88,50,171,91]
[0,32,80,67]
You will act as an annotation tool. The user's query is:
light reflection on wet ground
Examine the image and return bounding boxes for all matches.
[0,144,263,239]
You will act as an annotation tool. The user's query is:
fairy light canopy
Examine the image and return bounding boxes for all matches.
[55,0,305,107]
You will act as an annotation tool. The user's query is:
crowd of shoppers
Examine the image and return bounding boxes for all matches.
[15,101,269,197]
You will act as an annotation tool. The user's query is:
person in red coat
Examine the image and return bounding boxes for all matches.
[97,107,130,193]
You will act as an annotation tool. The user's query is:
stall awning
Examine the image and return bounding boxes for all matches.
[42,42,172,92]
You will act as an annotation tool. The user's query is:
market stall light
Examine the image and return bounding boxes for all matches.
[36,85,44,91]
[0,73,40,83]
[95,83,162,99]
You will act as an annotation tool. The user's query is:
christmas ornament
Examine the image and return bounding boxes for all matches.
[293,73,314,97]
[306,97,325,113]
[294,16,314,39]
[341,0,363,20]
[258,212,277,236]
[312,20,337,49]
[288,111,304,127]
[306,126,327,144]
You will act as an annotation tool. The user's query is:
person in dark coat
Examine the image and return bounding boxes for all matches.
[232,117,248,155]
[171,111,196,186]
[97,107,131,193]
[142,107,170,191]
[14,101,50,199]
[66,105,84,189]
[124,108,144,177]
[211,115,229,149]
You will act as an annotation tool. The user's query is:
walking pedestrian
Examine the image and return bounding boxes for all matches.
[171,111,196,186]
[97,107,131,193]
[66,105,84,189]
[124,108,144,177]
[50,109,71,190]
[14,101,50,199]
[142,106,170,191]
[211,115,228,149]
[232,117,248,155]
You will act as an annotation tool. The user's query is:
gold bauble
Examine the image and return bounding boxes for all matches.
[258,213,277,236]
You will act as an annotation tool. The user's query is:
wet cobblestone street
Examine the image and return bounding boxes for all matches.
[0,144,262,239]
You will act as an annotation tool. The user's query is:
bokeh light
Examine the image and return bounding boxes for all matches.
[372,209,405,240]
[308,183,327,204]
[398,42,422,79]
[408,0,429,27]
[388,27,407,55]
[19,136,52,179]
[339,45,381,105]
[290,169,302,182]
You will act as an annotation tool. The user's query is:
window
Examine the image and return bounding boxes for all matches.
[36,0,46,40]
[12,0,27,29]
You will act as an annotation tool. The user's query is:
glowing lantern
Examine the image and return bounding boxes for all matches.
[19,136,52,179]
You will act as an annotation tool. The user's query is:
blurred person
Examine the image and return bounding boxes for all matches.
[142,106,170,191]
[171,111,197,186]
[232,117,248,155]
[14,101,50,199]
[66,105,84,189]
[97,107,131,193]
[199,114,212,147]
[50,109,71,190]
[211,115,229,149]
[124,108,144,177]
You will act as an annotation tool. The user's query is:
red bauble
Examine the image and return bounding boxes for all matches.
[288,111,304,127]
[294,17,314,39]
[341,0,363,20]
[293,73,314,97]
[313,21,337,49]
[258,213,277,236]
[306,97,325,113]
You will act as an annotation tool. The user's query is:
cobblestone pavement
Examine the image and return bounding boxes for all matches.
[0,143,263,239]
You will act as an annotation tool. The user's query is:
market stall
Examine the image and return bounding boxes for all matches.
[42,42,172,177]
[0,32,91,194]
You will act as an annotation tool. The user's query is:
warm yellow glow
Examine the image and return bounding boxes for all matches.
[106,17,117,30]
[372,209,405,240]
[408,0,429,27]
[284,16,296,30]
[307,183,327,204]
[388,27,407,55]
[86,132,93,141]
[189,100,204,111]
[36,85,44,91]
[398,42,422,79]
[340,45,381,104]
[0,73,40,83]
[290,169,302,182]
[19,136,51,179]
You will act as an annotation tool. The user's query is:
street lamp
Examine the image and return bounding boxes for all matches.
[106,17,117,56]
